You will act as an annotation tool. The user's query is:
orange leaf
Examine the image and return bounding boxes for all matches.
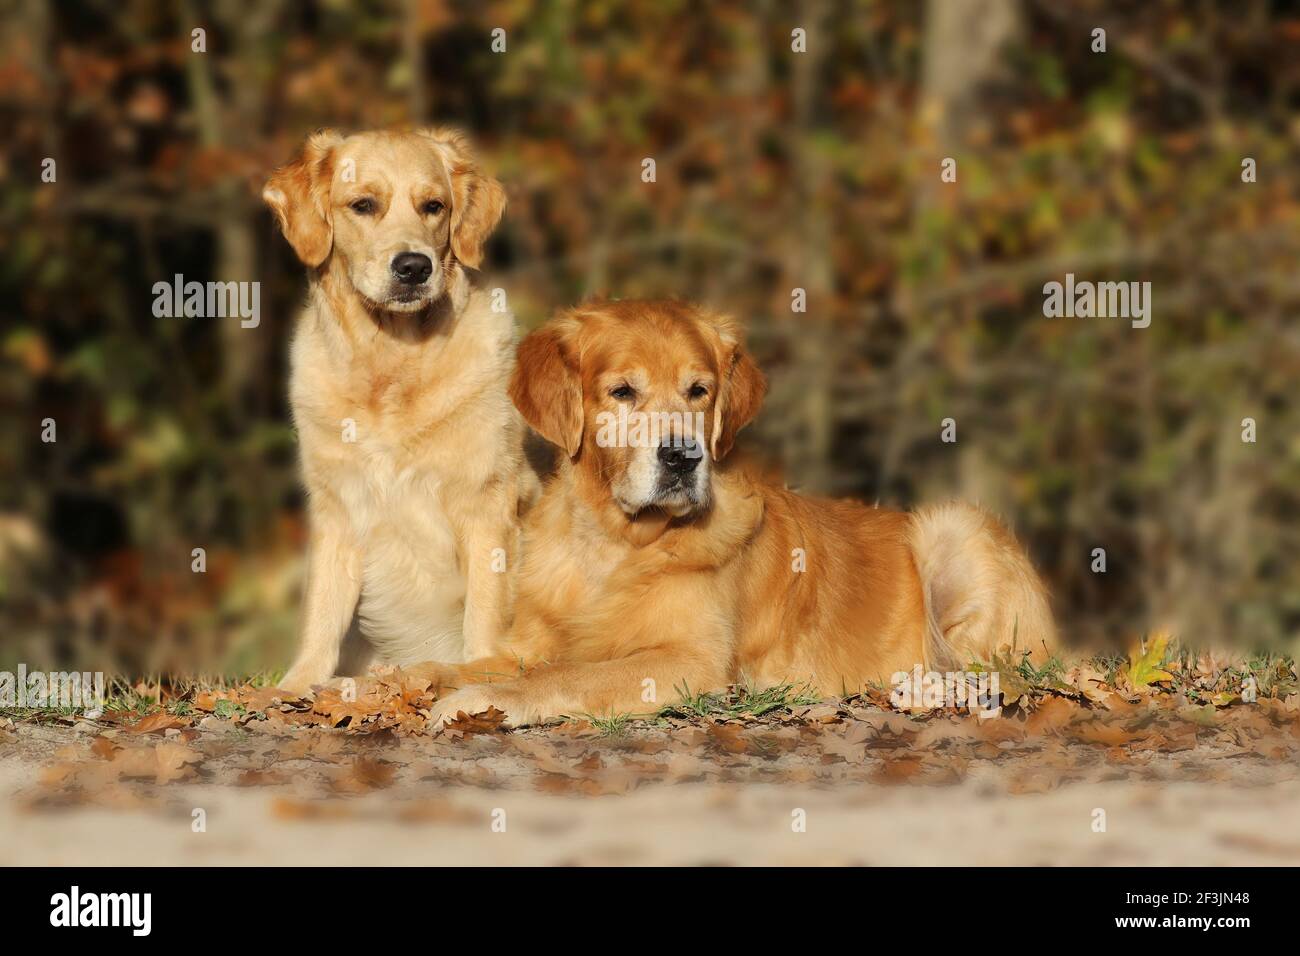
[125,712,191,735]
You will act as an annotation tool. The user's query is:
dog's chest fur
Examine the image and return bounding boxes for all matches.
[290,287,519,663]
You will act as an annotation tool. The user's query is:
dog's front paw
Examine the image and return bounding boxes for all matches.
[429,685,527,730]
[278,662,332,697]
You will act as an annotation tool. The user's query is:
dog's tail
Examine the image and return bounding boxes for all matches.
[907,501,1056,670]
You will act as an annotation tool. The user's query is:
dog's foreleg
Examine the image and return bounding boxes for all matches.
[430,650,729,728]
[280,511,362,695]
[395,654,528,692]
[460,494,517,660]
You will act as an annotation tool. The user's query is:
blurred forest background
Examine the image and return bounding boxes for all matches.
[1,0,1298,678]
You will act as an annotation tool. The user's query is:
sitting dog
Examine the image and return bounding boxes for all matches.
[263,127,529,695]
[421,299,1056,724]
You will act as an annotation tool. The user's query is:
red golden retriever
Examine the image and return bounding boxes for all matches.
[417,299,1056,725]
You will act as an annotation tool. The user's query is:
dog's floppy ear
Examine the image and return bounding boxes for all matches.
[709,320,766,460]
[420,127,506,270]
[262,129,343,267]
[510,318,583,459]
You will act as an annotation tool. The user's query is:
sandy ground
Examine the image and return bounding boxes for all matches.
[3,713,1299,866]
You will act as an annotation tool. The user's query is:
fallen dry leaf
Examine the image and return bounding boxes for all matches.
[235,768,291,787]
[1025,696,1081,736]
[707,722,750,755]
[330,757,397,793]
[1127,632,1174,691]
[441,707,508,737]
[89,735,121,760]
[312,686,387,729]
[872,755,924,783]
[152,742,204,784]
[1066,662,1114,706]
[283,732,348,761]
[1070,721,1134,747]
[124,711,191,735]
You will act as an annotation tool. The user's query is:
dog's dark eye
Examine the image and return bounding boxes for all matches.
[687,383,708,399]
[423,200,445,215]
[350,198,376,214]
[610,384,635,401]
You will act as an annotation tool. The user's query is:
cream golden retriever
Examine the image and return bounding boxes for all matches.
[418,299,1056,726]
[263,128,528,695]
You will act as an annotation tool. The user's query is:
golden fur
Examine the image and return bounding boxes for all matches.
[418,300,1056,726]
[264,128,527,695]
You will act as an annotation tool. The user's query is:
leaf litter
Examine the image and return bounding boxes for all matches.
[6,642,1298,813]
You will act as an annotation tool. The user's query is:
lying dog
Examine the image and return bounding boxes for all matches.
[263,128,529,695]
[421,299,1056,724]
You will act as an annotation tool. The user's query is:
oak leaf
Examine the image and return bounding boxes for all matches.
[1126,632,1174,691]
[312,688,385,729]
[442,706,508,736]
[125,711,191,735]
[153,742,204,784]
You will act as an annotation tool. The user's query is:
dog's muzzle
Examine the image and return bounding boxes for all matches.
[391,251,433,286]
[657,436,702,479]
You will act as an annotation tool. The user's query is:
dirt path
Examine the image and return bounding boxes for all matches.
[3,703,1299,865]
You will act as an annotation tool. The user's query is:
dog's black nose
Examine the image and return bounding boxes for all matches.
[658,438,702,476]
[391,252,433,285]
